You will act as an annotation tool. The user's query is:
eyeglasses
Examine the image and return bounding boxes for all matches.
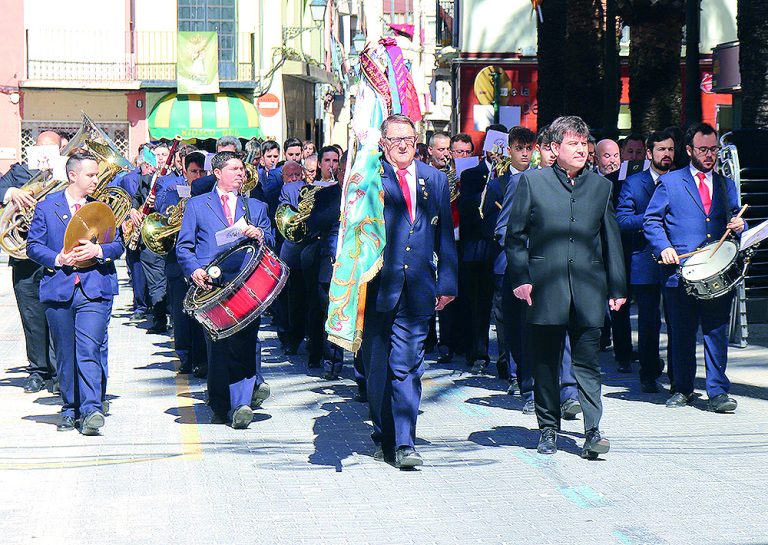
[692,146,720,156]
[383,136,417,147]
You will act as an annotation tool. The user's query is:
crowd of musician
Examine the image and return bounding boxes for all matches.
[1,115,742,460]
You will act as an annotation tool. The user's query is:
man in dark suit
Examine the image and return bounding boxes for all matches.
[0,131,60,394]
[644,123,743,413]
[27,152,124,434]
[191,136,243,197]
[176,151,274,428]
[154,151,208,377]
[506,116,627,459]
[360,114,458,468]
[457,123,506,370]
[616,130,676,393]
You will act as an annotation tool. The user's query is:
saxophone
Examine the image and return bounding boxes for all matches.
[275,184,323,243]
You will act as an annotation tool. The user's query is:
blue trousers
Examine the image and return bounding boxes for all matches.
[204,318,262,417]
[634,284,663,382]
[361,297,429,450]
[46,287,112,418]
[663,286,732,398]
[167,274,207,367]
[125,248,148,312]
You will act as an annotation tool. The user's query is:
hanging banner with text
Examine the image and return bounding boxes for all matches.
[177,31,220,95]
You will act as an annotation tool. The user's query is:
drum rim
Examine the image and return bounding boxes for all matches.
[182,239,263,313]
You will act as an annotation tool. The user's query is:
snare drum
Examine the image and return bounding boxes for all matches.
[183,240,289,340]
[679,240,746,299]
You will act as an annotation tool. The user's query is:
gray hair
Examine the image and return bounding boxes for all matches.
[428,131,450,147]
[211,151,243,172]
[216,135,242,152]
[548,116,590,145]
[380,114,416,137]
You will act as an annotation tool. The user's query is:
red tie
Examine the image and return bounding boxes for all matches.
[396,168,414,222]
[73,203,81,284]
[221,194,234,226]
[696,172,711,215]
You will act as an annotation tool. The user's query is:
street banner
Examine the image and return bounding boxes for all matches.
[177,32,220,95]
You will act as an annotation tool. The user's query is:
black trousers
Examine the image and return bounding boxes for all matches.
[461,260,495,362]
[11,260,56,380]
[139,247,167,328]
[529,323,603,432]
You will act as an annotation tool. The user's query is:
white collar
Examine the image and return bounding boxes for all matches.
[64,189,87,209]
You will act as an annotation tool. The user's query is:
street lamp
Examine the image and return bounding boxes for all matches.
[309,0,327,23]
[352,31,366,55]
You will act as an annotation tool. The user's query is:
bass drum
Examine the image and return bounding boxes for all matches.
[183,240,289,340]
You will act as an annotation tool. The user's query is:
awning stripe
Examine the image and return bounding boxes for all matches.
[216,94,230,128]
[153,95,175,128]
[188,95,203,128]
[238,92,260,127]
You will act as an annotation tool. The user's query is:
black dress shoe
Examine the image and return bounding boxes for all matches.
[617,360,632,373]
[373,447,385,462]
[23,374,45,394]
[192,365,208,378]
[394,446,423,469]
[666,392,691,408]
[522,399,536,415]
[582,429,610,459]
[178,362,193,374]
[80,411,105,436]
[436,351,453,364]
[130,310,147,322]
[146,326,168,334]
[641,379,661,393]
[49,380,60,394]
[251,382,271,409]
[210,413,227,425]
[561,398,582,420]
[507,379,520,396]
[470,360,488,375]
[537,428,557,455]
[57,415,76,432]
[231,405,253,429]
[708,394,737,413]
[101,399,110,415]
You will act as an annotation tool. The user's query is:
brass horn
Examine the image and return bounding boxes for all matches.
[275,184,322,243]
[141,198,187,256]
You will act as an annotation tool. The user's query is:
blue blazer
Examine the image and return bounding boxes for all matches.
[616,169,663,285]
[262,166,284,222]
[643,167,741,287]
[457,161,493,262]
[484,171,523,275]
[371,160,458,314]
[27,190,124,303]
[191,174,216,197]
[176,188,275,278]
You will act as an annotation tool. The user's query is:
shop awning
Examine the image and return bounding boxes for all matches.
[148,92,263,140]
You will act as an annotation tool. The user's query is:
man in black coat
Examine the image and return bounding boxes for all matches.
[505,116,626,459]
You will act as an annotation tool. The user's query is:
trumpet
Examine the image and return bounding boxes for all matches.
[275,184,323,243]
[0,114,132,259]
[141,198,187,256]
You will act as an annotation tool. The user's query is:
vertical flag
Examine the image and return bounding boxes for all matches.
[177,31,220,95]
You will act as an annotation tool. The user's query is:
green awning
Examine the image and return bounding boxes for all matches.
[148,92,263,140]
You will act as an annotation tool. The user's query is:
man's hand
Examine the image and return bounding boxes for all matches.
[513,283,533,306]
[727,216,745,234]
[129,208,143,227]
[191,268,211,289]
[609,298,627,312]
[242,225,264,241]
[660,247,679,265]
[7,188,36,209]
[57,249,77,267]
[435,295,455,311]
[146,192,156,208]
[69,239,101,263]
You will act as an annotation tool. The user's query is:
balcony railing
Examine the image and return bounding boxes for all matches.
[26,29,256,83]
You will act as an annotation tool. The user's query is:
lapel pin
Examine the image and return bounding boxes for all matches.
[62,215,68,219]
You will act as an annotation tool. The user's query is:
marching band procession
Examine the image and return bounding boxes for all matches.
[0,39,752,470]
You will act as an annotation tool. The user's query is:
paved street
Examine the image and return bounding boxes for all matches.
[1,260,767,545]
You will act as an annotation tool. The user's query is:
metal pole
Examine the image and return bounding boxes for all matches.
[492,70,500,124]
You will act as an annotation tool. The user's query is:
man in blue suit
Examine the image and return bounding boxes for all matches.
[617,130,675,393]
[644,123,744,413]
[360,114,458,468]
[27,152,124,434]
[154,151,208,377]
[176,151,274,429]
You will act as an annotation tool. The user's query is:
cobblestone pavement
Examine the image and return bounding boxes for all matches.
[1,261,767,545]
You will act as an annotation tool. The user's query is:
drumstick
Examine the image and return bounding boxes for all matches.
[709,204,748,257]
[657,247,708,264]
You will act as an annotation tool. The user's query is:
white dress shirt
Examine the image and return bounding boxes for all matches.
[689,164,713,195]
[215,187,238,221]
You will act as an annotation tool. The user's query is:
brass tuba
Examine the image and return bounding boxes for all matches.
[140,198,187,256]
[275,184,323,243]
[0,113,132,259]
[240,139,261,195]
